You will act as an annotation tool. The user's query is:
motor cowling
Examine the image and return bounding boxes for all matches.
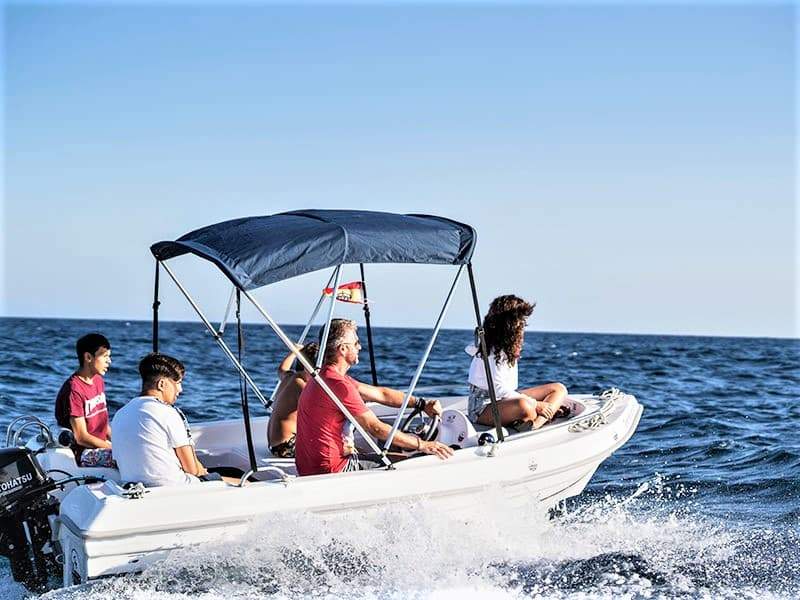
[0,447,49,510]
[0,447,60,592]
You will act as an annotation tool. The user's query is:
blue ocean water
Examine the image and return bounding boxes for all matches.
[0,317,798,599]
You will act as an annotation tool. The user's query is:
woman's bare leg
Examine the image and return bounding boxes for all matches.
[475,396,538,428]
[519,382,568,429]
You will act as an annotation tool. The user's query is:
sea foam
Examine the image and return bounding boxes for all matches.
[17,474,797,600]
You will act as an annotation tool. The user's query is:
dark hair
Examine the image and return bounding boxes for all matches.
[483,295,536,367]
[294,343,319,373]
[138,352,186,390]
[76,333,111,366]
[319,319,357,364]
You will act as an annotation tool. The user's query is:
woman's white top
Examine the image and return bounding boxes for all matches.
[466,344,524,400]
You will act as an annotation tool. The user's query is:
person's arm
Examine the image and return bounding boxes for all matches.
[519,393,555,419]
[353,409,453,460]
[69,417,112,449]
[354,381,443,417]
[192,447,207,475]
[174,445,205,476]
[105,423,112,441]
[277,345,304,376]
[165,408,205,476]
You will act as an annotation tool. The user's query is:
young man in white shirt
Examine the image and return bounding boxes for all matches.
[112,353,236,487]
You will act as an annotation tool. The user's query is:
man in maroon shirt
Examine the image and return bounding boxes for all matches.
[55,333,113,466]
[295,319,453,476]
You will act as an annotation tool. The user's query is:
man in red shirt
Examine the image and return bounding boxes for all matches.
[295,319,453,475]
[55,333,114,467]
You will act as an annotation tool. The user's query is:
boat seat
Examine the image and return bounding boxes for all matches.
[436,409,485,448]
[36,445,121,482]
[254,456,299,481]
[197,447,299,480]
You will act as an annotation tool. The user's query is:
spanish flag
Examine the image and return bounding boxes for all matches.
[323,281,365,304]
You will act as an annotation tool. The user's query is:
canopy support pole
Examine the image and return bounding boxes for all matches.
[159,261,270,407]
[297,268,337,347]
[467,263,504,443]
[240,286,392,468]
[217,287,236,335]
[266,269,336,406]
[382,265,465,452]
[316,265,342,369]
[360,263,379,386]
[152,261,161,352]
[236,290,258,473]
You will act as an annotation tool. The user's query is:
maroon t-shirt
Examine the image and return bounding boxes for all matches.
[55,374,110,453]
[295,365,369,476]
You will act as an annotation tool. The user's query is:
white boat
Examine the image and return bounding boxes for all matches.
[0,210,642,590]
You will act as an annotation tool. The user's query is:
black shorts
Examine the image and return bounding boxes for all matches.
[270,434,296,458]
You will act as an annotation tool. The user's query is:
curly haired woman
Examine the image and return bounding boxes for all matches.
[466,295,568,431]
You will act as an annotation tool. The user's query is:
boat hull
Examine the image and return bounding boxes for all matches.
[56,392,641,585]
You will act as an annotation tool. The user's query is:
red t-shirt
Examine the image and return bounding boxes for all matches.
[55,374,110,451]
[295,365,369,476]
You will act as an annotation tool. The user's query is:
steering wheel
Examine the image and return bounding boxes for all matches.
[399,402,440,442]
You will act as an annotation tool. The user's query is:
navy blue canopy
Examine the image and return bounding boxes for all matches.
[151,210,476,290]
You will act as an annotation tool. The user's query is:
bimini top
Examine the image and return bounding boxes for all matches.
[151,209,476,290]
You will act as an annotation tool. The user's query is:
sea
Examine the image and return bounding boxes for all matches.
[0,317,798,599]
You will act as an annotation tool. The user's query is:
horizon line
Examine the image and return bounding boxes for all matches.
[0,314,796,342]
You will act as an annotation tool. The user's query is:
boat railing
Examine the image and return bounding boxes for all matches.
[239,466,293,487]
[568,388,622,433]
[6,415,56,448]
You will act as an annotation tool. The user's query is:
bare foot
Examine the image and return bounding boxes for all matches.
[532,415,548,429]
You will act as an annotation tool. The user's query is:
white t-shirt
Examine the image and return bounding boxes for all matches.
[111,396,198,487]
[466,344,524,400]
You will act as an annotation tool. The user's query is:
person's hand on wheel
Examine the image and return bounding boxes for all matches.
[420,397,443,418]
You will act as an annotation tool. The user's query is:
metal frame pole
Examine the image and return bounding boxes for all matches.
[359,263,379,386]
[297,268,337,346]
[383,265,465,451]
[152,261,161,352]
[217,286,236,335]
[467,263,504,442]
[159,261,270,407]
[266,268,337,405]
[236,290,258,472]
[241,286,391,467]
[316,265,342,369]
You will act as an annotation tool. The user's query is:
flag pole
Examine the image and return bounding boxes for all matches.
[359,263,379,386]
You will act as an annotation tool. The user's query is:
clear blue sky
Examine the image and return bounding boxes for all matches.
[2,2,796,337]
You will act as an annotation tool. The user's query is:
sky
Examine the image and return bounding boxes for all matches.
[2,2,797,338]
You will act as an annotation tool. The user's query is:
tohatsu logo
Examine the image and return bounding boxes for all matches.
[0,473,33,496]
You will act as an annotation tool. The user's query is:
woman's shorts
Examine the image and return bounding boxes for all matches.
[468,385,492,422]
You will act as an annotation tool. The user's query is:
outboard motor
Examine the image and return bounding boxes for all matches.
[0,447,61,591]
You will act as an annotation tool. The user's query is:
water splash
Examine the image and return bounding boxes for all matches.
[10,474,792,600]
